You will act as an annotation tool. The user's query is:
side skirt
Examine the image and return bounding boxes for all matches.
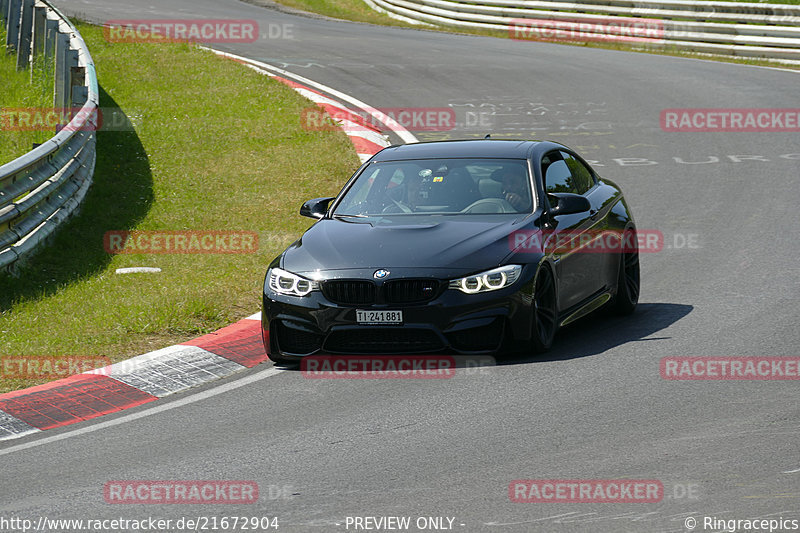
[559,291,612,327]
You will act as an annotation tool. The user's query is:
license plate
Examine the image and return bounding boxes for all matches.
[356,309,403,325]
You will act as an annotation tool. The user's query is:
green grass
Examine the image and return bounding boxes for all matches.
[0,21,360,393]
[272,0,800,69]
[0,27,55,165]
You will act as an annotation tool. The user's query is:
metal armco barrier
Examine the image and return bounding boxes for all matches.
[367,0,800,63]
[0,0,98,273]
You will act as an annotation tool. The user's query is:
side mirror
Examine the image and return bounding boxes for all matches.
[300,197,335,219]
[547,193,591,217]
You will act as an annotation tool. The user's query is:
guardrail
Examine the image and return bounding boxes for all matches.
[367,0,800,63]
[0,0,98,273]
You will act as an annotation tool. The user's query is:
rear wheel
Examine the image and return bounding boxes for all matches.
[530,265,557,353]
[610,228,640,315]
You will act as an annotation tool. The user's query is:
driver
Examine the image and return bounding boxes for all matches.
[498,168,531,211]
[405,172,426,210]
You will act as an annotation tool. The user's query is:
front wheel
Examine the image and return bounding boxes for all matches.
[609,229,640,315]
[530,265,558,353]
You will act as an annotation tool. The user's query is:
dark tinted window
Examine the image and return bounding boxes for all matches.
[543,151,578,195]
[543,151,595,196]
[560,151,595,194]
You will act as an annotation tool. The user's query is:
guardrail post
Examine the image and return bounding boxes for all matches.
[70,65,87,107]
[31,3,45,59]
[42,16,56,59]
[1,0,9,26]
[63,48,78,114]
[5,0,20,52]
[53,30,68,109]
[1,0,99,273]
[16,0,33,69]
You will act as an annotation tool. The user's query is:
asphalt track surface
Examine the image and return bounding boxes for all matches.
[2,1,799,532]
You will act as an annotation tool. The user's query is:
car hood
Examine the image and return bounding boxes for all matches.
[282,215,531,274]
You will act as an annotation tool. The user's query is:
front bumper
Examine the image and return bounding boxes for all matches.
[262,274,535,358]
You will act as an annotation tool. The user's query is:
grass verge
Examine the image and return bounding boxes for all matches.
[0,21,360,393]
[0,27,55,165]
[246,0,417,26]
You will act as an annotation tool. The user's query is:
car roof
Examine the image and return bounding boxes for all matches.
[371,139,539,161]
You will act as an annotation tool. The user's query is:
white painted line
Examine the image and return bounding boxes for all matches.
[0,366,285,456]
[204,48,419,144]
[340,126,390,149]
[1,48,419,445]
[286,86,390,148]
[0,318,262,442]
[783,467,800,474]
[115,267,162,274]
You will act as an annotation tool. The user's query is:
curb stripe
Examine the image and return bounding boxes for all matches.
[182,319,267,368]
[0,56,399,442]
[0,375,156,430]
[0,410,40,440]
[0,366,285,456]
[317,102,383,134]
[92,345,245,398]
[350,136,390,155]
[203,48,398,154]
[212,51,418,144]
[267,78,390,158]
[272,75,330,100]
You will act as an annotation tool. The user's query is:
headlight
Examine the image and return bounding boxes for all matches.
[448,265,522,294]
[267,267,319,297]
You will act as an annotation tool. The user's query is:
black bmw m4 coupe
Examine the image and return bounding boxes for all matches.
[262,139,640,364]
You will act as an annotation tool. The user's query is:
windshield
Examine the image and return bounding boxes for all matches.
[333,158,533,216]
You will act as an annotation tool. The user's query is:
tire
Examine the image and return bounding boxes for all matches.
[530,265,558,353]
[610,228,640,315]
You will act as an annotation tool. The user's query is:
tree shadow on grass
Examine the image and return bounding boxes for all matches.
[0,85,153,310]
